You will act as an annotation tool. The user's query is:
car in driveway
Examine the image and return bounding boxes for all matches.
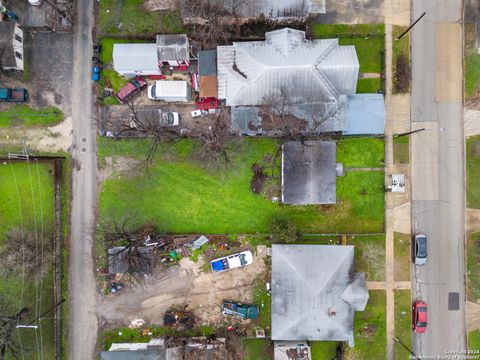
[116,77,147,103]
[412,300,427,333]
[413,233,428,265]
[221,301,259,320]
[161,111,179,126]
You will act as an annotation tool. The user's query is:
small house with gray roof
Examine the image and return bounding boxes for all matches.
[0,22,24,71]
[271,244,368,346]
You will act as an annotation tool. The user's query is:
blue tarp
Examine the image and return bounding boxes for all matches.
[343,94,386,135]
[211,260,224,272]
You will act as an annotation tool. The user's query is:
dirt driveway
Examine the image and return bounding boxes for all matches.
[99,246,268,328]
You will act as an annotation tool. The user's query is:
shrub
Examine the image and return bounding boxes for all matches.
[269,218,300,243]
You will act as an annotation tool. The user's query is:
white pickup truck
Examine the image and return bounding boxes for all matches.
[210,251,253,272]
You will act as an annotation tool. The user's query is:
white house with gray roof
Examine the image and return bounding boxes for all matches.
[217,28,359,107]
[271,244,369,346]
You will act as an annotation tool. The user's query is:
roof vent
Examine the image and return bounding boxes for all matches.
[328,307,336,316]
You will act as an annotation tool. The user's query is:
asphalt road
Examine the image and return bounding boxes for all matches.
[410,0,466,357]
[68,0,98,359]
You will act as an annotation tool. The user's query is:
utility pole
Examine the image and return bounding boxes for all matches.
[395,337,417,359]
[396,12,426,40]
[394,128,426,138]
[16,299,65,330]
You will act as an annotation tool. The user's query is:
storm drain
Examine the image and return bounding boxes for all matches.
[448,292,459,310]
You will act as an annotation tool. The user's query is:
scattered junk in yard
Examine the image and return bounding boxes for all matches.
[109,282,124,294]
[266,282,271,295]
[163,309,194,330]
[128,318,145,329]
[221,300,259,320]
[191,235,209,250]
[255,327,265,338]
[210,250,253,272]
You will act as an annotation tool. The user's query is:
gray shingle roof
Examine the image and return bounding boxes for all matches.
[271,245,368,345]
[0,22,17,68]
[282,141,337,205]
[198,50,217,76]
[217,28,359,106]
[156,34,189,62]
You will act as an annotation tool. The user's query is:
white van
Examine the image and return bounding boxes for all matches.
[147,81,190,102]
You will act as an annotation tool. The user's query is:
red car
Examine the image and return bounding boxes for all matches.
[412,300,427,333]
[116,77,147,103]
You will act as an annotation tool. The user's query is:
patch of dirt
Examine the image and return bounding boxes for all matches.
[98,156,141,183]
[143,0,178,11]
[251,163,267,194]
[359,323,377,337]
[99,246,268,328]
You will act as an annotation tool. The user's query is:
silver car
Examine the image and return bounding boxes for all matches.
[414,233,427,265]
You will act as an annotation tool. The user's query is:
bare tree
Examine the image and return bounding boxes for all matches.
[0,308,28,360]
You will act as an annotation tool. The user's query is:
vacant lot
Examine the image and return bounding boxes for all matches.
[98,0,184,35]
[0,105,63,128]
[99,138,385,234]
[344,290,386,359]
[394,290,411,359]
[466,136,480,209]
[0,162,56,359]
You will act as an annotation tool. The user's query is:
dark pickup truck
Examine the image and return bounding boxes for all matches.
[0,88,28,102]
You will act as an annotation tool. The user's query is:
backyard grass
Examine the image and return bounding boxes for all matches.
[394,290,412,360]
[252,275,271,334]
[310,23,385,74]
[394,232,410,281]
[337,138,384,168]
[392,26,410,94]
[98,0,184,35]
[466,136,480,209]
[243,339,273,360]
[344,290,386,360]
[469,330,480,351]
[467,232,480,302]
[99,138,385,234]
[393,135,409,164]
[0,162,56,359]
[356,78,383,93]
[309,341,339,360]
[465,23,480,100]
[0,105,63,128]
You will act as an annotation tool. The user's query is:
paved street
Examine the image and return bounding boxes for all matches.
[68,0,98,359]
[410,0,466,357]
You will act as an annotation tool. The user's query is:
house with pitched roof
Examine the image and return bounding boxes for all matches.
[0,22,24,71]
[271,244,369,346]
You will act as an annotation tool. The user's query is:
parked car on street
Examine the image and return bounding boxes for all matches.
[210,251,253,272]
[0,88,28,102]
[221,301,259,320]
[412,300,427,333]
[116,77,147,103]
[413,233,428,265]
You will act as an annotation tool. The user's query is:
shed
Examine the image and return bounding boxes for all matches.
[198,50,218,98]
[0,22,24,71]
[271,245,369,346]
[156,34,190,66]
[281,141,337,205]
[113,43,160,78]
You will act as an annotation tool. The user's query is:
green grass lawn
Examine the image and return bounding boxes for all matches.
[356,78,383,93]
[392,26,410,94]
[465,23,480,100]
[393,135,409,164]
[467,232,480,302]
[310,341,339,360]
[98,0,184,35]
[394,232,410,281]
[310,24,385,74]
[337,138,384,168]
[469,330,480,351]
[0,105,63,128]
[0,162,56,359]
[466,136,480,209]
[252,276,271,334]
[345,290,386,359]
[99,138,385,234]
[243,339,273,360]
[394,290,412,360]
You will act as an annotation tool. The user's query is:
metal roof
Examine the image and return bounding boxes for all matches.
[344,94,386,135]
[0,22,17,68]
[113,43,158,73]
[100,350,167,360]
[217,28,358,106]
[271,245,368,345]
[180,0,325,18]
[156,34,189,61]
[282,141,337,205]
[230,106,263,135]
